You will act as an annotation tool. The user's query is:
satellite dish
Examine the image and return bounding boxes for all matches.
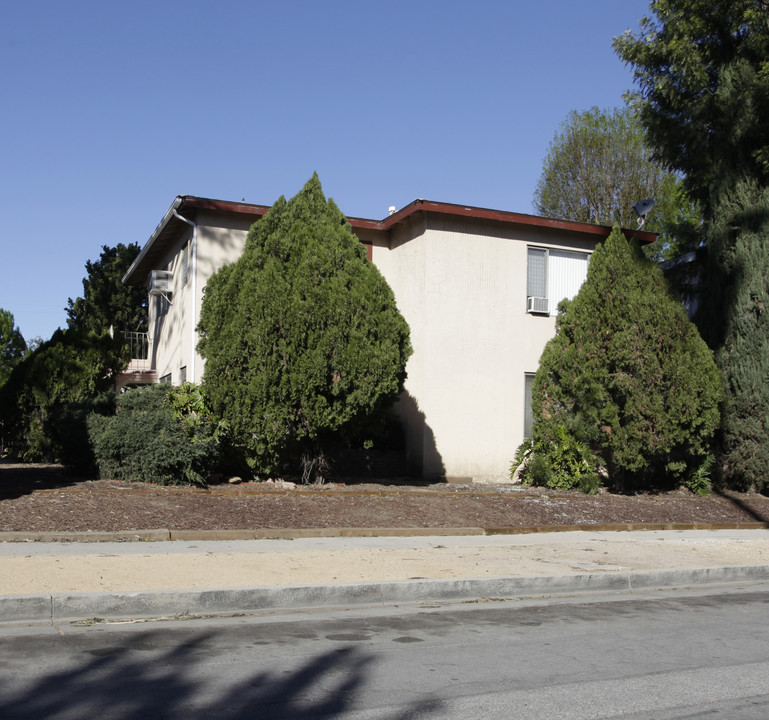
[632,199,656,228]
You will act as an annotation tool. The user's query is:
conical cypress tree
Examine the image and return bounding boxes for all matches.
[700,179,769,491]
[197,174,412,480]
[529,226,722,491]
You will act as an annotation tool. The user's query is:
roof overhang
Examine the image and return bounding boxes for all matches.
[349,198,658,243]
[123,196,273,286]
[124,195,658,286]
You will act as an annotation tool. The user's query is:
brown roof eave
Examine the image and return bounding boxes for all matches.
[180,196,272,217]
[348,199,658,243]
[124,195,658,287]
[122,196,274,286]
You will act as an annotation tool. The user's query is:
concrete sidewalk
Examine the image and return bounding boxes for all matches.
[1,529,768,625]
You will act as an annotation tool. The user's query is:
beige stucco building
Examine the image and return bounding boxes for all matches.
[122,195,653,482]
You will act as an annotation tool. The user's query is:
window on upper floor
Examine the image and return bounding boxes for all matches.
[181,241,189,287]
[527,247,590,316]
[156,293,170,318]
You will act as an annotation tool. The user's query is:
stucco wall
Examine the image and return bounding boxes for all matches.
[147,228,192,385]
[146,207,596,483]
[190,212,253,382]
[150,212,253,384]
[372,214,594,483]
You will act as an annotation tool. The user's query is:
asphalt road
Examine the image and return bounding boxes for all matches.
[1,585,768,719]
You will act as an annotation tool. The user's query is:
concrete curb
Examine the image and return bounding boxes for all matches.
[1,522,768,543]
[2,564,768,625]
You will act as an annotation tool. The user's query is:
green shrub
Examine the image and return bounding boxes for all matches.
[683,453,714,497]
[511,427,602,494]
[88,384,222,486]
[168,382,251,478]
[0,328,126,461]
[46,393,116,476]
[700,180,769,492]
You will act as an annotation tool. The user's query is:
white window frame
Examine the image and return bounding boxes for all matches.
[526,247,548,314]
[527,246,590,316]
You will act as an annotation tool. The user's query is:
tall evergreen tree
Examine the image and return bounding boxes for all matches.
[66,243,147,335]
[524,227,722,491]
[0,309,26,388]
[703,179,769,489]
[613,1,769,207]
[197,174,412,481]
[615,1,769,490]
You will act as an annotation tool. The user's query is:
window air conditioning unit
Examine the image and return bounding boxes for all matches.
[149,270,173,296]
[527,296,549,314]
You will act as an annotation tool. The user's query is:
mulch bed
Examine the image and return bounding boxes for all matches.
[1,463,768,533]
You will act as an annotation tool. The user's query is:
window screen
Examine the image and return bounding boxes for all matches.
[527,247,590,316]
[524,373,536,438]
[181,242,189,287]
[527,247,547,298]
[548,249,589,312]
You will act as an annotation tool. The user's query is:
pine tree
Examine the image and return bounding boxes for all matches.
[197,174,412,481]
[613,1,769,208]
[703,180,769,489]
[67,243,147,335]
[614,1,769,490]
[526,227,722,491]
[0,309,26,388]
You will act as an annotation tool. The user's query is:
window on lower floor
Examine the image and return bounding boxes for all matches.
[524,373,536,439]
[179,366,187,384]
[527,246,590,316]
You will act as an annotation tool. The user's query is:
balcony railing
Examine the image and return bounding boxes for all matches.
[123,331,151,372]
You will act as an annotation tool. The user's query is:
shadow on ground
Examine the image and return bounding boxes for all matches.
[0,462,83,499]
[0,627,442,720]
[714,487,769,524]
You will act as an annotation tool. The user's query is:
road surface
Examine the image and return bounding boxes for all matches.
[1,584,768,719]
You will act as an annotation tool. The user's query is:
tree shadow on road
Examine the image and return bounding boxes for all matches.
[0,626,442,719]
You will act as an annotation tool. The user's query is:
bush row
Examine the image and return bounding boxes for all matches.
[45,382,403,486]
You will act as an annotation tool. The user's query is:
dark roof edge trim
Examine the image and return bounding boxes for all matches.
[124,195,658,284]
[349,198,657,243]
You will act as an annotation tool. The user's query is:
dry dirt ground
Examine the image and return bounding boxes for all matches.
[1,463,768,533]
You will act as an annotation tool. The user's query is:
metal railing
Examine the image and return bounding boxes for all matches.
[123,331,151,372]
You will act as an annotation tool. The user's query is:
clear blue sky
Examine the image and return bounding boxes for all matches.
[1,0,652,343]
